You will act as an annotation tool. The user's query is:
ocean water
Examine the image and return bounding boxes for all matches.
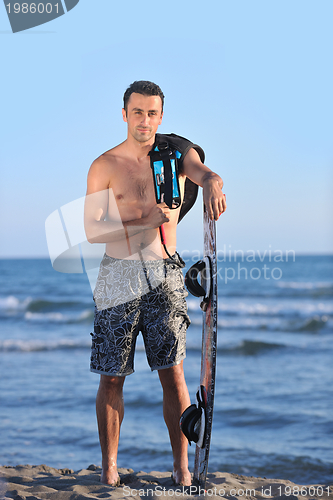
[0,255,332,485]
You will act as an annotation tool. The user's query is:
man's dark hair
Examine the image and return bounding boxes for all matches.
[123,81,164,113]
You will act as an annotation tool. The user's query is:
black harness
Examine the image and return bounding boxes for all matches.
[149,133,205,220]
[148,133,205,265]
[149,140,181,210]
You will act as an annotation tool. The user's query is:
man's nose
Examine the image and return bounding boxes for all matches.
[140,114,149,125]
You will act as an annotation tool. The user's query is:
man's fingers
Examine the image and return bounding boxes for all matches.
[213,199,220,220]
[219,194,227,215]
[204,199,213,220]
[204,196,216,220]
[157,203,170,215]
[205,194,227,221]
[159,206,170,221]
[217,198,223,217]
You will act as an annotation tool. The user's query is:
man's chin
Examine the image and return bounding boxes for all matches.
[134,131,154,143]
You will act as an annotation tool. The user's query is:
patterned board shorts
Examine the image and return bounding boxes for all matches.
[90,253,190,376]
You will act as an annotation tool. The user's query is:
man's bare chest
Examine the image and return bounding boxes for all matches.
[110,160,156,206]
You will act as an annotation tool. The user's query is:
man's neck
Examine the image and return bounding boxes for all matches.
[125,134,156,161]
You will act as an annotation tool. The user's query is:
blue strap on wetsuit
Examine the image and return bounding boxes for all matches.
[149,140,182,210]
[149,133,205,266]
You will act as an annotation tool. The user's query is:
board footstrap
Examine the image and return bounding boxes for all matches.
[185,257,212,311]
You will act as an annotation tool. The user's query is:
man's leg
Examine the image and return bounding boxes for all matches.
[96,374,125,485]
[158,361,192,486]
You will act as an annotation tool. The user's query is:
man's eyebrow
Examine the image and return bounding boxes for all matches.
[132,107,159,113]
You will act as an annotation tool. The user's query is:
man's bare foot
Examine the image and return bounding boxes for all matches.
[100,467,120,486]
[172,467,192,486]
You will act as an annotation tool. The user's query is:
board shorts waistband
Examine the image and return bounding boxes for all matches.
[93,252,185,311]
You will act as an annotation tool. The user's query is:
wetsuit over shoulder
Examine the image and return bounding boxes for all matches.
[149,133,205,223]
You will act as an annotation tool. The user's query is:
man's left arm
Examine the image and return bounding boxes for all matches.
[182,148,227,220]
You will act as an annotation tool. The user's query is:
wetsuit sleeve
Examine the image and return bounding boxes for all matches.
[166,133,205,170]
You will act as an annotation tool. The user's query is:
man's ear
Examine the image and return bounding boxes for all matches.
[159,111,163,125]
[122,108,127,123]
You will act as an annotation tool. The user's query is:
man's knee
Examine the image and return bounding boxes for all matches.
[99,374,125,393]
[158,362,186,387]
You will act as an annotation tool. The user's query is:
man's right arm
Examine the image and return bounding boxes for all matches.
[84,158,169,244]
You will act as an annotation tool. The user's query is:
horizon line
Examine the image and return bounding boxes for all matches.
[1,251,333,260]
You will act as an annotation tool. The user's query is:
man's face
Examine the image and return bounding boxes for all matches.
[122,93,163,143]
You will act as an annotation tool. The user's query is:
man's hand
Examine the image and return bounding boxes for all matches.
[202,173,227,221]
[145,203,171,229]
[182,148,227,221]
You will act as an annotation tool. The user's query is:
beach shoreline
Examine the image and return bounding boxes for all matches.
[1,464,332,500]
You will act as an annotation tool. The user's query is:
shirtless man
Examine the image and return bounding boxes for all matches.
[84,81,226,487]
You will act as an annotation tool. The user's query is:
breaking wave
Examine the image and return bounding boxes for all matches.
[0,338,91,352]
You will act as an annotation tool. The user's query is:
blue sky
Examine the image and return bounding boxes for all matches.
[1,0,332,258]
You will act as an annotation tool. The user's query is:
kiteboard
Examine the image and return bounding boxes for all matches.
[181,203,218,489]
